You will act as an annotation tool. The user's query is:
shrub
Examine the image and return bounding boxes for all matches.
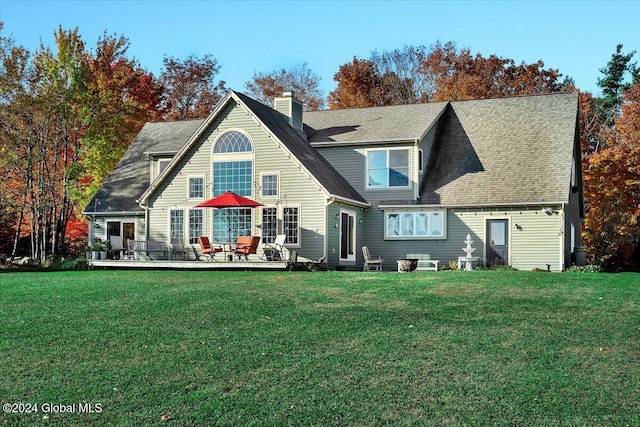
[47,258,90,271]
[566,264,602,273]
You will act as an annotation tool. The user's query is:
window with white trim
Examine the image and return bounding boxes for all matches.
[367,149,410,188]
[169,209,184,239]
[188,177,204,199]
[261,173,278,197]
[261,207,278,244]
[189,209,204,244]
[386,211,445,238]
[283,206,299,246]
[157,159,171,177]
[211,130,254,243]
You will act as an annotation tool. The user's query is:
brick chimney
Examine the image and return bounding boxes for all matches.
[274,91,303,132]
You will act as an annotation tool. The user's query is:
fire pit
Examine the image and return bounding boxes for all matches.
[397,258,418,272]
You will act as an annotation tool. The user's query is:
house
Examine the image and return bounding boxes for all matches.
[84,90,584,271]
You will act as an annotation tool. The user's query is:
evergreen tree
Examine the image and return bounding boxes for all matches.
[596,44,638,125]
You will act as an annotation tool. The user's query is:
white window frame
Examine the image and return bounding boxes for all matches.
[211,129,255,198]
[188,208,205,245]
[168,209,185,241]
[384,210,446,240]
[188,176,205,200]
[282,205,301,247]
[260,206,279,244]
[158,159,171,177]
[339,209,356,262]
[365,148,411,189]
[261,172,279,198]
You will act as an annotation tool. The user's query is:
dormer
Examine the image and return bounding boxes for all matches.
[145,151,177,182]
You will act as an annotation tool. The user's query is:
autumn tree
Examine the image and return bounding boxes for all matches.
[0,22,36,257]
[328,57,385,109]
[244,62,324,111]
[582,82,640,268]
[330,42,567,109]
[370,45,430,104]
[423,41,564,102]
[581,45,640,269]
[72,31,164,210]
[160,53,226,120]
[0,24,163,261]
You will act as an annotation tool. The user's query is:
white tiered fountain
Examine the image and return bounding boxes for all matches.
[458,234,479,271]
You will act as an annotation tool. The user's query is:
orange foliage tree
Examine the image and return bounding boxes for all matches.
[424,41,565,101]
[329,42,568,109]
[582,82,640,268]
[328,57,386,109]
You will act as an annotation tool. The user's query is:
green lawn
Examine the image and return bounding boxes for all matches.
[0,270,638,426]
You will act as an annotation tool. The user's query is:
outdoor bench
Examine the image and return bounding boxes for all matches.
[405,253,439,271]
[127,240,169,260]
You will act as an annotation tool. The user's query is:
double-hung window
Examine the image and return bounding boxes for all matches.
[188,209,204,244]
[261,173,278,198]
[386,211,445,239]
[261,207,278,244]
[169,209,184,239]
[189,177,204,199]
[367,149,409,188]
[283,206,300,246]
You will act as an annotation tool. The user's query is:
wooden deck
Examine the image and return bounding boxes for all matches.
[89,259,290,271]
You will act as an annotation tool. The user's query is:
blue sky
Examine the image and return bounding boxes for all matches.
[1,0,639,100]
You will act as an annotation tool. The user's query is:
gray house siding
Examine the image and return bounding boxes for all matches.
[325,202,367,269]
[363,205,564,272]
[145,99,328,262]
[316,143,418,200]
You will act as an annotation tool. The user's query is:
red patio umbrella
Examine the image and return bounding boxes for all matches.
[195,191,264,209]
[195,192,263,243]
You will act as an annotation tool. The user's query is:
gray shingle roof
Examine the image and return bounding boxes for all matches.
[303,102,448,143]
[418,92,579,206]
[84,119,203,213]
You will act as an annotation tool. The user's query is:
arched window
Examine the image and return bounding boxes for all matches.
[213,130,253,154]
[212,130,255,242]
[212,130,254,196]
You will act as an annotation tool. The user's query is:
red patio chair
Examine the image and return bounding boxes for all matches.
[232,236,260,261]
[197,236,223,261]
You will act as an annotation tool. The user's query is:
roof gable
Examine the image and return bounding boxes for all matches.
[84,119,203,214]
[419,92,579,206]
[138,91,368,206]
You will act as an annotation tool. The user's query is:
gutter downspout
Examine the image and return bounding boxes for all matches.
[414,138,420,200]
[137,199,149,241]
[560,203,566,271]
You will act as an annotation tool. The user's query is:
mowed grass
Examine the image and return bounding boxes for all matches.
[0,270,638,426]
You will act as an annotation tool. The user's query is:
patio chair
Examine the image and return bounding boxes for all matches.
[263,234,287,261]
[197,236,223,261]
[362,246,383,272]
[108,235,125,260]
[232,236,260,261]
[170,237,188,260]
